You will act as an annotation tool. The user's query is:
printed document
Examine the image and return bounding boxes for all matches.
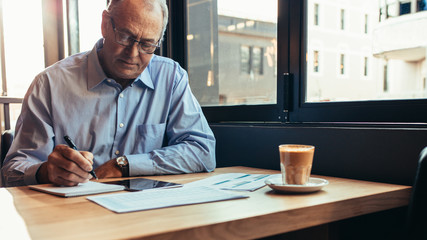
[87,186,248,213]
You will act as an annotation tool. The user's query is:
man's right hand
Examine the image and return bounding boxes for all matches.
[36,145,94,186]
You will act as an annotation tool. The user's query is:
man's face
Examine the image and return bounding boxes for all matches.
[99,2,163,82]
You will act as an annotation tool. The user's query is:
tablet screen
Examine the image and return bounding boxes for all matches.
[106,178,182,191]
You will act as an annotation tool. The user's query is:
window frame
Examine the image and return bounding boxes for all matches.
[168,0,427,124]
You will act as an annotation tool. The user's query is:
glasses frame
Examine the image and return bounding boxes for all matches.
[109,16,160,54]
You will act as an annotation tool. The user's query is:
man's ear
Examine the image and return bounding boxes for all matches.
[101,10,109,38]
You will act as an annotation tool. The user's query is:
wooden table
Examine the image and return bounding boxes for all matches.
[0,166,411,240]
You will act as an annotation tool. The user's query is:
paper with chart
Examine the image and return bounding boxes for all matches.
[184,173,279,191]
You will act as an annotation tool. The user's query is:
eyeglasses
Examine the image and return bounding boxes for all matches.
[109,17,160,54]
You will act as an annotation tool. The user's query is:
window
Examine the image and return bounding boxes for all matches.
[0,0,45,130]
[0,1,107,130]
[240,45,264,76]
[172,0,427,123]
[364,14,369,34]
[400,1,411,15]
[339,54,345,75]
[77,0,106,52]
[313,50,319,73]
[186,0,277,107]
[363,57,368,77]
[252,46,264,75]
[340,9,345,30]
[419,0,427,11]
[65,0,106,55]
[240,45,251,74]
[383,63,389,92]
[314,3,319,26]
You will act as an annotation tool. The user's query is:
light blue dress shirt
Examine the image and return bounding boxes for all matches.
[1,39,216,187]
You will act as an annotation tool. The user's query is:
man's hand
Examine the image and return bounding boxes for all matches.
[94,158,122,178]
[36,145,94,186]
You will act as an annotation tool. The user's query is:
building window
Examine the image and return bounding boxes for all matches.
[364,14,368,34]
[240,45,251,74]
[314,3,319,26]
[340,54,345,75]
[340,9,345,30]
[313,50,319,73]
[240,45,264,75]
[383,64,388,92]
[252,46,264,75]
[400,1,411,15]
[363,57,368,77]
[419,0,427,11]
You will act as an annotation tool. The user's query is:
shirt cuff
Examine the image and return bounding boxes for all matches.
[127,153,154,176]
[24,162,44,185]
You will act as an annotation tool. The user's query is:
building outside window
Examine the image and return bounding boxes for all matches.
[364,14,369,34]
[240,45,251,74]
[419,0,427,11]
[340,9,345,30]
[314,3,319,26]
[364,57,369,77]
[400,0,411,15]
[252,46,264,75]
[313,50,319,73]
[383,64,389,92]
[339,54,345,75]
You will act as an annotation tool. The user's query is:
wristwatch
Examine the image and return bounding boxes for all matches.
[116,156,129,177]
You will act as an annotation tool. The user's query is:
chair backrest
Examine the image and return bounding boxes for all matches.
[407,146,427,239]
[0,129,14,167]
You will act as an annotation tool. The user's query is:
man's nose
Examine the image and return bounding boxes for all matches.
[125,40,140,57]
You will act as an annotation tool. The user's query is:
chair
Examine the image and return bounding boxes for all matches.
[0,129,14,167]
[407,146,427,239]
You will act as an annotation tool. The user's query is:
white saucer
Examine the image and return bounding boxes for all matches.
[265,177,329,193]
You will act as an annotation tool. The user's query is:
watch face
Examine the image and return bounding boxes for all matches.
[117,157,128,166]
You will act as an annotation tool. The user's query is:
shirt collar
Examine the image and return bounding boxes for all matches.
[87,39,155,90]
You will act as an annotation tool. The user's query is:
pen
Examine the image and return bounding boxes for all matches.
[63,135,98,180]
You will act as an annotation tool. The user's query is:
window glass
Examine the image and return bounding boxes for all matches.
[78,0,106,51]
[306,0,427,102]
[186,0,277,106]
[3,0,44,98]
[2,0,44,130]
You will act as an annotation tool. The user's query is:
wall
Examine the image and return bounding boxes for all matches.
[211,123,427,185]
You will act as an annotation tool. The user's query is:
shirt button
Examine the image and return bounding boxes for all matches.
[107,79,112,83]
[115,150,120,155]
[119,123,124,128]
[119,93,124,98]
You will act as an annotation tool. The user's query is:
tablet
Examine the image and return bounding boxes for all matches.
[105,178,182,192]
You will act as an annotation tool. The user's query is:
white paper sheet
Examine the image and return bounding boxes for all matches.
[87,186,248,213]
[184,173,280,191]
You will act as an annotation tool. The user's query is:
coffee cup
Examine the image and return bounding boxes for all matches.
[279,144,315,185]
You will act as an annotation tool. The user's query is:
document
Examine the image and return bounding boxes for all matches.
[184,173,279,191]
[87,186,248,213]
[29,181,125,197]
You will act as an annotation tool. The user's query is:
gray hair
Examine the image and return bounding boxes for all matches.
[107,0,169,43]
